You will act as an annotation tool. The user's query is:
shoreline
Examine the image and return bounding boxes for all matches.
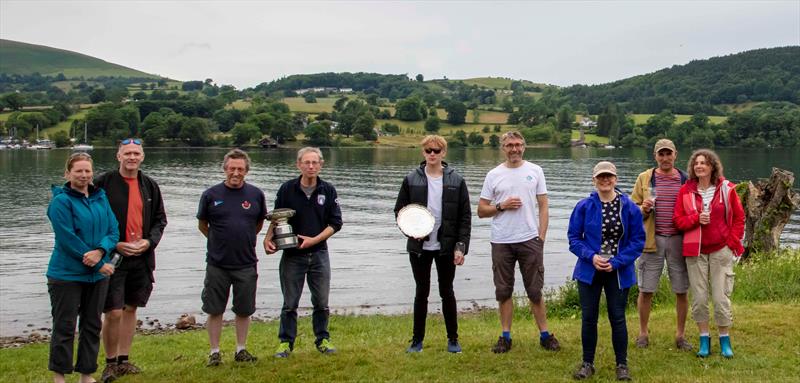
[0,300,493,349]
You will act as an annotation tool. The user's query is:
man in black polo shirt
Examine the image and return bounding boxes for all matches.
[264,147,343,358]
[96,139,167,382]
[197,149,266,367]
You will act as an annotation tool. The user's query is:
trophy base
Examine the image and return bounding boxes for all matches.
[275,235,298,250]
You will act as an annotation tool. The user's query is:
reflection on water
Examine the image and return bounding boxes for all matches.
[1,147,798,336]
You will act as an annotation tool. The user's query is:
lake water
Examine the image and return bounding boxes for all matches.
[1,146,798,336]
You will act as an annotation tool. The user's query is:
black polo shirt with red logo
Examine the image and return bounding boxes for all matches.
[197,182,267,269]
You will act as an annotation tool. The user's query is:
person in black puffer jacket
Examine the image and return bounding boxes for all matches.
[394,135,471,354]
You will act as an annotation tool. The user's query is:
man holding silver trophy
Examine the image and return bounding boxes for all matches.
[264,147,343,358]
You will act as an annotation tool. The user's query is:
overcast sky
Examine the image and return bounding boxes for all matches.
[1,1,798,89]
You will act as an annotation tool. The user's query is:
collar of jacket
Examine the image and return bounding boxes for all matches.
[416,160,452,175]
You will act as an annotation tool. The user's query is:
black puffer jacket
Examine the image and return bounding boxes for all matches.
[394,161,471,256]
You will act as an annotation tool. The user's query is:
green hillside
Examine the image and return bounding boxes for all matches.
[0,39,159,79]
[561,46,800,115]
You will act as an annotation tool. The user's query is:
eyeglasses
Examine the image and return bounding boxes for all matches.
[503,143,524,149]
[424,148,442,154]
[121,138,142,145]
[69,152,92,159]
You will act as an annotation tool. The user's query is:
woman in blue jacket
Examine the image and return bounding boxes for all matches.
[568,161,645,381]
[47,152,119,383]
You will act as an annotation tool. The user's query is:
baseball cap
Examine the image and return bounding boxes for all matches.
[593,161,617,177]
[653,138,676,154]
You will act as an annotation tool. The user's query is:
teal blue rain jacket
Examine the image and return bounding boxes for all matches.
[46,183,119,282]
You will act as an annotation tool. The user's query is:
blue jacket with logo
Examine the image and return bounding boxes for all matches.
[46,183,119,282]
[567,189,645,289]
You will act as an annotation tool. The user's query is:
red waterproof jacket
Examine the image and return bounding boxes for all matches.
[673,177,745,257]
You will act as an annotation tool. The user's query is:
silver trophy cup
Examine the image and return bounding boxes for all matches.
[267,208,298,250]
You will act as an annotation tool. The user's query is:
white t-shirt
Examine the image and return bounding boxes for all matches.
[480,161,547,244]
[423,173,443,251]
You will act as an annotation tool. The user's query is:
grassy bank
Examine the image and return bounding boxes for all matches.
[2,250,798,382]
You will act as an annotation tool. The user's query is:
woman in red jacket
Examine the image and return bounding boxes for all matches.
[673,149,744,359]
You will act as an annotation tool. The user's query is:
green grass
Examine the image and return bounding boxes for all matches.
[280,97,339,113]
[1,303,797,382]
[0,39,159,78]
[456,77,548,90]
[571,130,610,145]
[1,250,798,382]
[42,110,89,137]
[631,114,727,125]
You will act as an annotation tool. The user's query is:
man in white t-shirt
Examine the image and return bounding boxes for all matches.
[478,131,560,353]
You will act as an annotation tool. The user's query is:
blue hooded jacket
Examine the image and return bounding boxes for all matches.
[568,189,645,289]
[46,183,119,282]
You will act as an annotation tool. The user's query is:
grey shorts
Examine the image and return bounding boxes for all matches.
[491,237,545,303]
[637,234,689,294]
[201,264,258,316]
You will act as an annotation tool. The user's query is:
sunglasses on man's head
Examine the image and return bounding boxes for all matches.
[424,148,442,154]
[121,138,142,145]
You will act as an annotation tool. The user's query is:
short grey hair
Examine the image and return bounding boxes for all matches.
[223,148,251,171]
[501,131,526,145]
[296,147,323,162]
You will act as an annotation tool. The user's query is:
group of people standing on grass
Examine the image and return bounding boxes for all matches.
[44,132,744,382]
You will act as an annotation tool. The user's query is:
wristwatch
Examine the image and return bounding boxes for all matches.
[495,203,504,212]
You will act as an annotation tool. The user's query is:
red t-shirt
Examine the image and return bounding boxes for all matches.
[124,176,144,242]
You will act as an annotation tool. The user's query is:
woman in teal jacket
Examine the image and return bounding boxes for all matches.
[47,152,119,383]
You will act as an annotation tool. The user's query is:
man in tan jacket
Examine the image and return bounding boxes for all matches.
[630,139,692,351]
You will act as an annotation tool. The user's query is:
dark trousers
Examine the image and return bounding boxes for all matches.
[278,249,331,346]
[48,277,109,375]
[577,270,629,365]
[410,250,458,342]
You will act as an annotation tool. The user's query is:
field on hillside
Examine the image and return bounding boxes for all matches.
[280,97,340,113]
[42,110,89,137]
[631,114,727,125]
[571,130,610,145]
[458,77,547,90]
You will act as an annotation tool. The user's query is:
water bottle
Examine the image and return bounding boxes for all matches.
[110,252,123,268]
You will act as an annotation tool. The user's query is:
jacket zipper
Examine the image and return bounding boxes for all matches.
[616,194,624,290]
[692,191,702,255]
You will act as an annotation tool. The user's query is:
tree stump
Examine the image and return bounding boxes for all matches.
[738,167,800,259]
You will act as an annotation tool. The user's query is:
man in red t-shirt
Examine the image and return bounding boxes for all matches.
[95,139,167,382]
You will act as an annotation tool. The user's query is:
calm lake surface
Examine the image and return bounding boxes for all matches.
[1,146,798,336]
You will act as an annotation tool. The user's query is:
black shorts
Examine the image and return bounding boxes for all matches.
[201,264,258,317]
[103,265,154,312]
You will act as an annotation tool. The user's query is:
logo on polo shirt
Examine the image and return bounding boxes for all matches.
[242,201,251,209]
[526,175,533,182]
[214,200,224,207]
[317,195,326,206]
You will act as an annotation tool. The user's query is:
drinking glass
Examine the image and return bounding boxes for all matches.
[455,242,466,257]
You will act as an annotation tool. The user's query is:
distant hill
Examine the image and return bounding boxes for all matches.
[0,39,160,79]
[561,46,800,114]
[450,77,548,91]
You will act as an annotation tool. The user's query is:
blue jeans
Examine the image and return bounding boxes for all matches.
[278,249,331,346]
[578,270,629,365]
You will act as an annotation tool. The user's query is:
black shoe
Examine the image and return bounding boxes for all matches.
[573,362,595,380]
[234,349,258,362]
[616,364,632,381]
[116,361,142,375]
[540,334,561,351]
[206,352,222,367]
[492,336,512,353]
[100,362,119,383]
